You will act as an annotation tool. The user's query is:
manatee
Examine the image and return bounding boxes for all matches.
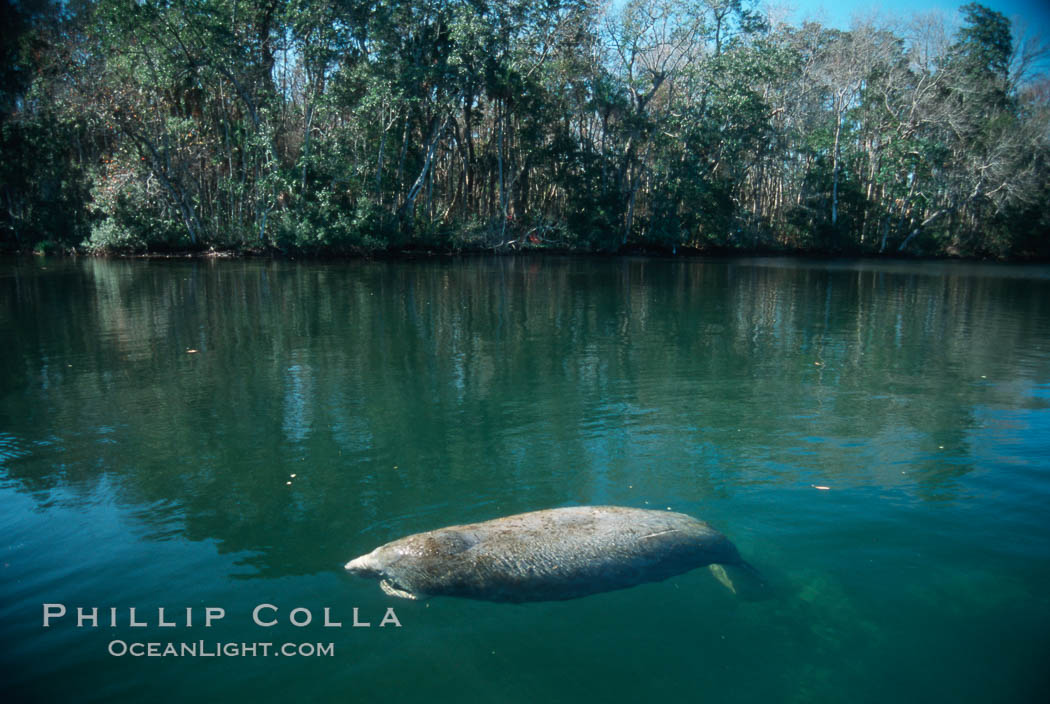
[345,506,764,602]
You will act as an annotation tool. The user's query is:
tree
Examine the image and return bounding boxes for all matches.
[0,0,1045,257]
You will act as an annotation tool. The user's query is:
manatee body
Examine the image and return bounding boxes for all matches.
[345,506,758,602]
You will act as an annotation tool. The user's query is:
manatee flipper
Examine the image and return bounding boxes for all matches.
[708,564,737,594]
[380,579,419,600]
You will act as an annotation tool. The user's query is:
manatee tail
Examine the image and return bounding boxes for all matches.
[708,560,770,601]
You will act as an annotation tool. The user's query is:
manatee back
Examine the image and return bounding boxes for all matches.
[391,506,740,602]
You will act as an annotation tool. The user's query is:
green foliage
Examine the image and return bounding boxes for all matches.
[566,195,622,251]
[956,3,1012,84]
[0,115,93,250]
[274,194,389,255]
[0,0,1046,258]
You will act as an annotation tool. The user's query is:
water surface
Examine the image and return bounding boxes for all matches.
[2,256,1049,702]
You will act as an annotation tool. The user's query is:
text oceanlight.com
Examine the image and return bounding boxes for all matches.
[107,640,335,658]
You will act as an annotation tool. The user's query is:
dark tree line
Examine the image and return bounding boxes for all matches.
[1,0,1048,257]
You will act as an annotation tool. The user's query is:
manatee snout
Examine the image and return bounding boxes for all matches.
[345,547,423,600]
[344,552,383,578]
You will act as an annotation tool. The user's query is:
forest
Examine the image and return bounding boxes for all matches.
[1,0,1048,258]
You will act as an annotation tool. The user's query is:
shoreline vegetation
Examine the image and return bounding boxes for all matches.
[13,243,1048,264]
[2,1,1048,261]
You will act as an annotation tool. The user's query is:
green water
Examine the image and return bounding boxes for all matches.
[2,256,1049,703]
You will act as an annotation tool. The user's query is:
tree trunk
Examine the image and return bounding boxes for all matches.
[397,116,449,221]
[498,103,508,242]
[831,105,842,227]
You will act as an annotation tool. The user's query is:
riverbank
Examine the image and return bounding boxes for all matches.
[8,238,1046,263]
